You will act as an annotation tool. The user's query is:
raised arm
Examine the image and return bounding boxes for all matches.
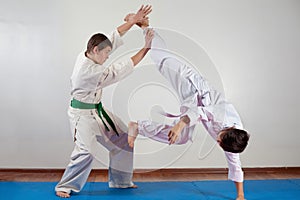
[235,181,245,200]
[117,5,152,36]
[131,28,154,66]
[98,29,154,88]
[168,115,190,144]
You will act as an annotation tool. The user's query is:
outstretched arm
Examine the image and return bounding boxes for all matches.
[123,12,172,66]
[235,181,245,200]
[224,151,245,200]
[99,29,154,88]
[168,115,190,144]
[131,29,154,66]
[117,5,152,36]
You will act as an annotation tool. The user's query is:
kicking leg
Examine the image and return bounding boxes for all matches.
[105,132,136,188]
[128,121,139,148]
[96,109,136,188]
[149,31,199,103]
[136,120,194,145]
[150,30,172,66]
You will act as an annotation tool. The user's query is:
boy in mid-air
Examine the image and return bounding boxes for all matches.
[125,14,250,200]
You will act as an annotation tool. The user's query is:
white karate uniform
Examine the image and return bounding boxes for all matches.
[138,29,244,182]
[55,30,135,194]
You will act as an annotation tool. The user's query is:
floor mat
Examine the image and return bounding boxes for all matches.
[0,179,299,199]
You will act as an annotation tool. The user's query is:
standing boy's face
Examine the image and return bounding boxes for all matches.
[96,46,112,65]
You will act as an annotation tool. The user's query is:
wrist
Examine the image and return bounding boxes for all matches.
[180,115,190,125]
[130,17,140,25]
[137,22,149,30]
[236,194,245,200]
[127,20,136,27]
[142,46,151,52]
[237,191,245,199]
[178,120,188,129]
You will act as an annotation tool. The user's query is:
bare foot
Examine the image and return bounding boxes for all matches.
[128,121,138,148]
[56,191,70,198]
[130,184,138,188]
[110,184,138,189]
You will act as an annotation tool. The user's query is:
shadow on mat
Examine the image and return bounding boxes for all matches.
[73,188,138,197]
[74,189,233,199]
[197,191,232,200]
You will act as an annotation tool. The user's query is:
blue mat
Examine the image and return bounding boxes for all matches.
[0,179,299,200]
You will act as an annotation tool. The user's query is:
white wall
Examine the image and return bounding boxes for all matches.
[0,0,299,169]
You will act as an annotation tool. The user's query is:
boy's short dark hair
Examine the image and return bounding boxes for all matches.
[86,33,112,54]
[219,127,250,153]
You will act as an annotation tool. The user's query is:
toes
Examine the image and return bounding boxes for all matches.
[56,191,70,198]
[128,141,134,148]
[128,136,135,148]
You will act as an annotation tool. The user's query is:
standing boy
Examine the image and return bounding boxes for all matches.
[55,6,154,198]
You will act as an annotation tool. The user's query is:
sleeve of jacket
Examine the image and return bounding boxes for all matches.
[98,59,134,88]
[224,151,244,182]
[109,30,124,53]
[184,102,229,126]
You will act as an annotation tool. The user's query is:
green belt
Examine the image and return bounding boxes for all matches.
[70,99,119,136]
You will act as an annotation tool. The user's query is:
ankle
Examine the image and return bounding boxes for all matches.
[128,121,138,137]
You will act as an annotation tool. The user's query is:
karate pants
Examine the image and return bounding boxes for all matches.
[55,107,134,194]
[137,30,205,144]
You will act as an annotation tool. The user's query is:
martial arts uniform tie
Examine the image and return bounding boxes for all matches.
[70,99,119,136]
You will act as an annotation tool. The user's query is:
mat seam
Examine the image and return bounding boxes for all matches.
[191,181,210,200]
[287,179,300,188]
